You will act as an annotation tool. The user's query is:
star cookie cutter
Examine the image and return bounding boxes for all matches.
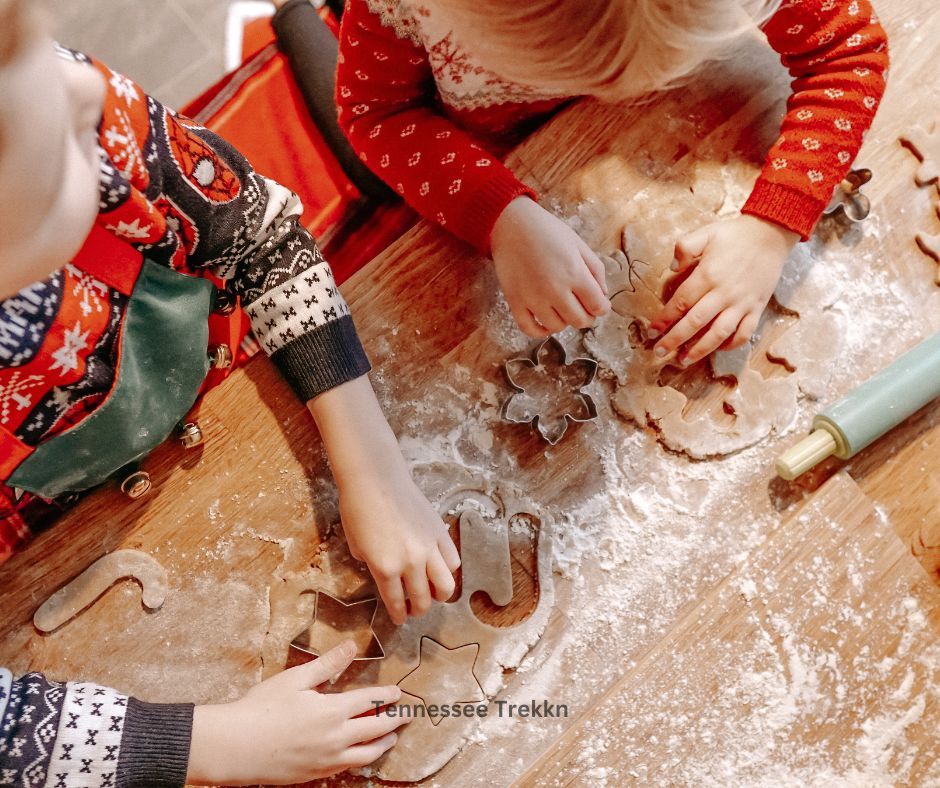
[290,591,385,661]
[501,336,599,445]
[823,167,872,222]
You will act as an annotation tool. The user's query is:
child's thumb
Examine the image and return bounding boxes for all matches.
[672,227,710,273]
[285,640,358,690]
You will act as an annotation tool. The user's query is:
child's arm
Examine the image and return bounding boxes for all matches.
[82,50,371,406]
[0,644,402,785]
[85,55,459,614]
[0,667,193,785]
[307,375,461,624]
[335,0,610,337]
[649,0,888,365]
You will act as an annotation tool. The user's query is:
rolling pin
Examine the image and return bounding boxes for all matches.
[776,330,940,480]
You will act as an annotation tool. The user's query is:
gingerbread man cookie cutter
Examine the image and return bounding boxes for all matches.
[823,168,872,223]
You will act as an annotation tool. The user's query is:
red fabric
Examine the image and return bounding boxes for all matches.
[336,0,888,245]
[70,225,143,296]
[740,0,889,239]
[0,492,30,564]
[184,42,355,239]
[182,19,415,283]
[0,264,115,437]
[0,434,30,479]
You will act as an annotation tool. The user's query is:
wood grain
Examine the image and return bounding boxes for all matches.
[1,0,939,784]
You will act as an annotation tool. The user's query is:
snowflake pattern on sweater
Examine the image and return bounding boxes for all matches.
[336,0,888,250]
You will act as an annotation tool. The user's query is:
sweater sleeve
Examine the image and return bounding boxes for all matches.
[741,0,889,239]
[87,53,371,403]
[0,670,193,788]
[335,0,535,253]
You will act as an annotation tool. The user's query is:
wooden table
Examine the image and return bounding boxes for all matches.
[2,0,940,783]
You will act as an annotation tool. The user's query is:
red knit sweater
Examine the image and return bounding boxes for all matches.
[336,0,889,250]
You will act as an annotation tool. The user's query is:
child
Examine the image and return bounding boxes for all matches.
[336,0,888,364]
[0,0,459,783]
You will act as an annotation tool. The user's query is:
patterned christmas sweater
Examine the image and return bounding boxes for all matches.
[0,47,371,561]
[0,49,371,786]
[335,0,889,251]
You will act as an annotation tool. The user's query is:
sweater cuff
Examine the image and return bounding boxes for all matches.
[116,698,194,788]
[741,179,828,241]
[271,313,372,402]
[453,169,537,255]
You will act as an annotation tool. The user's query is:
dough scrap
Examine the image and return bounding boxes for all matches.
[34,549,168,633]
[900,123,940,193]
[915,205,940,284]
[767,244,848,401]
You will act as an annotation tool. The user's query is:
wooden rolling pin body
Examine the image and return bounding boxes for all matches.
[777,331,940,479]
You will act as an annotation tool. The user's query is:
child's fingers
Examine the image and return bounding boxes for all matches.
[649,271,710,334]
[678,307,745,366]
[654,291,725,358]
[341,684,402,720]
[438,532,461,573]
[513,305,549,338]
[557,294,594,330]
[574,279,610,317]
[724,310,760,350]
[673,227,710,273]
[404,569,432,617]
[277,640,356,690]
[377,575,407,625]
[534,308,567,334]
[345,714,406,749]
[427,552,456,602]
[578,244,609,295]
[340,731,399,769]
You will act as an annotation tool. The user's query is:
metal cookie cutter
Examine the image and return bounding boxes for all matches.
[290,591,385,661]
[823,168,872,222]
[501,336,599,445]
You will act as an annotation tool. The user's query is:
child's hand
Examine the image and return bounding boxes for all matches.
[648,215,799,365]
[490,197,611,337]
[307,376,461,625]
[188,641,404,785]
[339,465,461,625]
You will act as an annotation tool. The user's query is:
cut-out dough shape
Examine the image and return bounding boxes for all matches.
[290,592,384,660]
[583,146,860,459]
[766,243,848,402]
[901,123,940,193]
[397,638,485,724]
[262,474,555,782]
[503,336,598,444]
[459,510,513,607]
[914,204,940,284]
[587,218,803,458]
[34,549,168,633]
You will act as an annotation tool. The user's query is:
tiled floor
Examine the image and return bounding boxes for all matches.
[52,0,239,109]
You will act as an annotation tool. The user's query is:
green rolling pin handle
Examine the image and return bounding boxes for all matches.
[776,330,940,480]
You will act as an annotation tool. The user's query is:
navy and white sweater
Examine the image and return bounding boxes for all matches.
[0,669,192,787]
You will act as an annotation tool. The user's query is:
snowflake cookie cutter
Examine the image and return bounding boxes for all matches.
[290,591,385,661]
[823,168,872,223]
[501,336,599,445]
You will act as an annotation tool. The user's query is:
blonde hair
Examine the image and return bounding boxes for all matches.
[429,0,782,100]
